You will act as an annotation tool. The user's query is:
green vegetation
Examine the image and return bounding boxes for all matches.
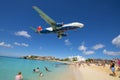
[86,58,93,62]
[72,57,78,61]
[59,58,69,61]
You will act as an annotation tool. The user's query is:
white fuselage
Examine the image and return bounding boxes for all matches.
[45,22,84,31]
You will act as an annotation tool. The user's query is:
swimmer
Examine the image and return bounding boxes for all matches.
[35,67,40,72]
[15,72,23,80]
[44,66,50,72]
[33,67,40,72]
[39,72,43,77]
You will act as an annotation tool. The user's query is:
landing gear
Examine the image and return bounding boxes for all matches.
[57,33,68,39]
[57,35,62,39]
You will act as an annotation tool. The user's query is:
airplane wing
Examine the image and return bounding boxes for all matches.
[33,6,56,30]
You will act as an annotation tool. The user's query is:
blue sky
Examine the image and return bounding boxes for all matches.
[0,0,120,59]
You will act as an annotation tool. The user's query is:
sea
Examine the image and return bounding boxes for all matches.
[0,56,69,80]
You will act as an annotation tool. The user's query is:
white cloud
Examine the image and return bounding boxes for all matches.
[0,42,13,48]
[14,42,21,46]
[0,42,4,46]
[21,43,29,47]
[78,44,87,51]
[78,44,94,55]
[83,50,95,55]
[112,35,120,47]
[92,44,105,50]
[64,39,71,45]
[103,49,120,56]
[14,42,29,47]
[15,31,31,38]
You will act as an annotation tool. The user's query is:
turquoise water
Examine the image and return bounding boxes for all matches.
[0,56,68,80]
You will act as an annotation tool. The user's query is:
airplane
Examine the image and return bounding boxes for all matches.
[31,6,84,39]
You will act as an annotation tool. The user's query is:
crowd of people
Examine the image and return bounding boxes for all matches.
[72,58,120,78]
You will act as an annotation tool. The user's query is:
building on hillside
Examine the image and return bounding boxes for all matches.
[68,55,86,61]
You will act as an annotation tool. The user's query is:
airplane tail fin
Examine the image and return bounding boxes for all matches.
[37,26,42,32]
[30,26,42,34]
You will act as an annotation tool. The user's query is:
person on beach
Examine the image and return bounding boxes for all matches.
[117,60,120,78]
[117,60,120,71]
[15,72,23,80]
[110,60,116,76]
[102,60,106,67]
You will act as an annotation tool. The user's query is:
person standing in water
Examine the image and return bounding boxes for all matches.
[15,72,23,80]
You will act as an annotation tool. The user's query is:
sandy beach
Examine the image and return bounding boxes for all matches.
[40,62,119,80]
[69,63,120,80]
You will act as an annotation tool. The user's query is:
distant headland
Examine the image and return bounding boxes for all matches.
[20,55,80,62]
[21,55,57,61]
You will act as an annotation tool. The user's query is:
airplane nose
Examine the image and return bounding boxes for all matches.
[79,23,84,28]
